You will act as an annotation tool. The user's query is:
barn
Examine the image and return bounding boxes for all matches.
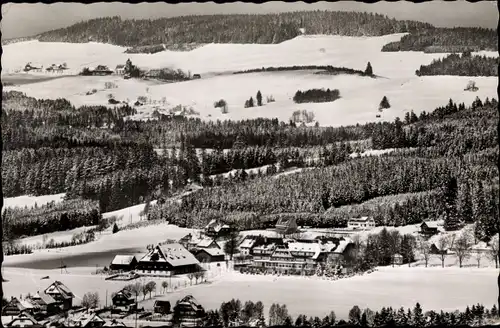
[136,244,201,275]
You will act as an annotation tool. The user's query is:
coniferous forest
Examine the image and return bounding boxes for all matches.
[415,52,498,76]
[4,88,496,244]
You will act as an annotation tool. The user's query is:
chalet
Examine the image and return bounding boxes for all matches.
[178,233,203,250]
[66,312,106,328]
[173,295,205,327]
[192,74,201,79]
[2,298,27,317]
[109,255,137,271]
[347,217,376,230]
[239,237,257,256]
[430,243,449,255]
[195,238,221,249]
[91,65,113,76]
[44,281,74,311]
[136,244,201,275]
[28,291,60,315]
[420,222,439,236]
[153,300,171,315]
[5,313,43,328]
[111,290,135,309]
[392,254,404,265]
[275,217,298,236]
[192,248,225,263]
[115,65,125,75]
[205,219,232,238]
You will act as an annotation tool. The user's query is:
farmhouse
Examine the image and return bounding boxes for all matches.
[347,217,375,230]
[420,222,439,236]
[28,291,60,315]
[275,217,299,236]
[109,255,137,271]
[205,219,232,238]
[154,300,171,315]
[136,244,201,275]
[66,311,106,328]
[192,248,225,263]
[195,238,221,249]
[111,290,135,309]
[115,65,125,75]
[91,65,113,76]
[173,295,206,327]
[5,313,42,328]
[2,297,26,317]
[179,233,203,250]
[44,281,74,311]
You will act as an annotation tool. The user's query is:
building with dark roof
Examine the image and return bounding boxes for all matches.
[275,217,298,236]
[111,290,135,310]
[5,312,43,328]
[44,281,74,311]
[192,247,225,263]
[173,295,205,327]
[153,300,171,315]
[136,244,201,275]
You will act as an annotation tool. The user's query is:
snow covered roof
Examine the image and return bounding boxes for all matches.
[333,240,352,254]
[239,238,256,249]
[348,217,374,223]
[30,291,57,305]
[196,238,219,249]
[139,244,200,267]
[6,313,39,327]
[199,248,225,257]
[111,255,136,265]
[44,281,74,299]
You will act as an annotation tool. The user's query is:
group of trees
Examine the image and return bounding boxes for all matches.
[244,90,264,108]
[233,65,367,76]
[35,12,432,48]
[382,26,497,52]
[207,299,497,327]
[416,52,498,76]
[293,89,341,104]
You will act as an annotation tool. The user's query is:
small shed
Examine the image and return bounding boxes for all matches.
[110,255,137,271]
[192,74,201,79]
[111,290,135,308]
[392,254,404,265]
[420,222,439,236]
[192,248,225,263]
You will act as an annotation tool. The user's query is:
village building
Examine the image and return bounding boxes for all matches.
[205,219,232,238]
[347,217,376,230]
[136,244,202,275]
[420,222,439,236]
[178,233,204,250]
[115,65,125,75]
[392,254,404,265]
[275,217,299,236]
[103,319,127,327]
[238,237,257,256]
[192,74,201,79]
[2,298,27,318]
[28,291,59,315]
[153,300,171,315]
[90,65,113,76]
[23,63,42,73]
[5,312,43,328]
[192,248,225,263]
[173,295,205,327]
[111,290,135,310]
[65,311,106,328]
[144,69,162,79]
[109,255,137,271]
[195,238,221,249]
[44,281,75,311]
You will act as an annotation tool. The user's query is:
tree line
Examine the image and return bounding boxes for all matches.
[34,12,432,48]
[382,26,497,52]
[293,88,341,104]
[416,52,498,76]
[233,65,367,76]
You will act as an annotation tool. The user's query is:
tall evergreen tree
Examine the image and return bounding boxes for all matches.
[443,175,460,231]
[365,62,373,75]
[256,91,263,106]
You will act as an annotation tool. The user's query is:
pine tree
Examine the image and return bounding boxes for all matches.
[365,62,373,76]
[412,303,425,327]
[379,96,391,110]
[249,97,254,108]
[457,179,473,223]
[112,223,119,234]
[443,175,460,231]
[256,91,263,106]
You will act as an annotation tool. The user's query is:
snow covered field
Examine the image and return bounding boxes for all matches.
[3,193,66,210]
[3,265,496,320]
[3,35,497,127]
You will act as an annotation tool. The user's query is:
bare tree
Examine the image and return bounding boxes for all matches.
[488,234,499,269]
[452,232,472,268]
[162,281,168,294]
[418,237,431,268]
[187,273,194,286]
[436,235,450,268]
[474,251,483,268]
[81,292,100,309]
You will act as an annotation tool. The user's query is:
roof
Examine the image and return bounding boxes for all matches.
[115,65,125,69]
[104,320,127,327]
[31,292,57,305]
[44,281,74,299]
[111,255,136,266]
[276,217,296,228]
[239,238,256,249]
[196,238,219,249]
[348,217,374,223]
[139,244,200,267]
[113,289,133,300]
[198,248,225,257]
[154,300,171,307]
[6,313,39,327]
[71,312,106,327]
[421,221,438,229]
[176,295,203,311]
[333,239,352,254]
[393,254,403,258]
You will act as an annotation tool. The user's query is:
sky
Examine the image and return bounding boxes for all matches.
[1,1,498,39]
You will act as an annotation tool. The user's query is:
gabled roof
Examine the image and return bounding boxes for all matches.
[44,281,74,299]
[348,216,374,223]
[333,239,352,254]
[30,292,57,305]
[6,312,39,327]
[113,289,133,300]
[177,295,203,312]
[276,217,296,227]
[239,238,256,249]
[111,255,136,266]
[154,300,171,307]
[104,320,127,327]
[196,238,220,249]
[139,244,200,267]
[421,221,438,229]
[115,65,125,69]
[71,312,106,328]
[197,248,225,257]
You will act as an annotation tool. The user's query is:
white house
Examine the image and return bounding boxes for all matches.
[347,217,375,230]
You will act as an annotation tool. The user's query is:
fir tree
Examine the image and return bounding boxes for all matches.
[365,62,373,76]
[412,303,425,327]
[442,175,460,231]
[112,223,119,234]
[256,90,263,106]
[379,96,391,110]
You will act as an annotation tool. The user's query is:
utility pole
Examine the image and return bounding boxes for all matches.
[135,293,138,328]
[105,290,108,308]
